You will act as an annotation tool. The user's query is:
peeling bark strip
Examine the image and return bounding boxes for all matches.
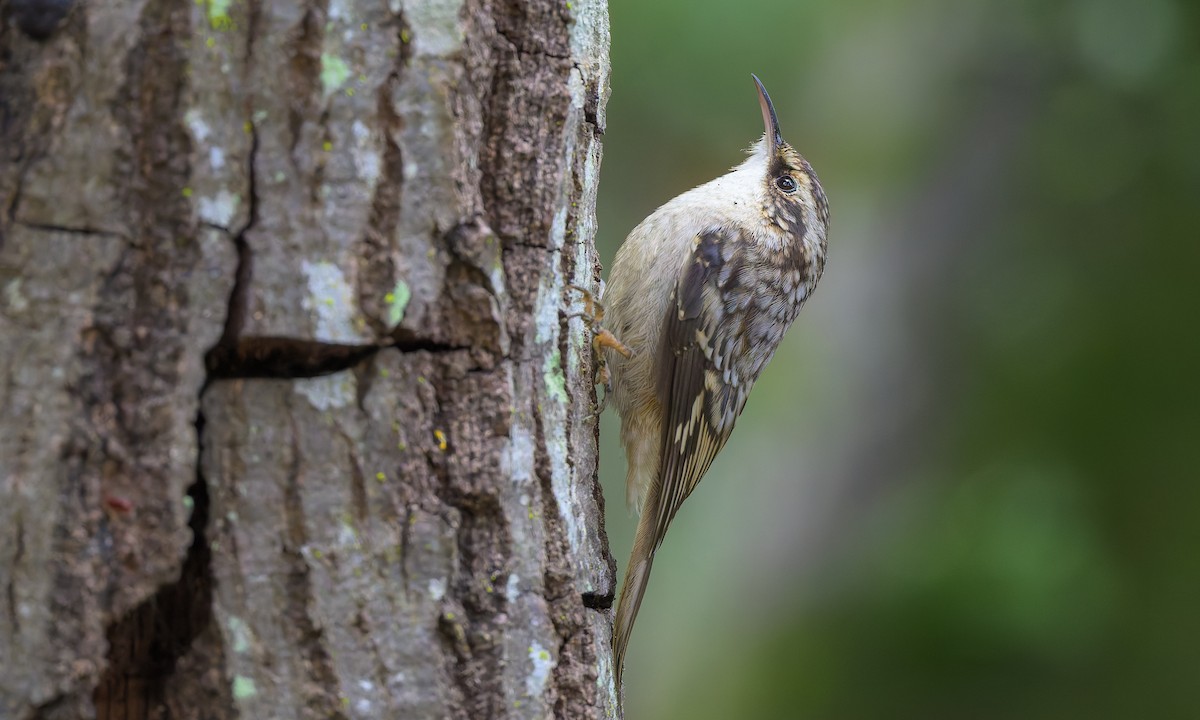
[1,0,614,718]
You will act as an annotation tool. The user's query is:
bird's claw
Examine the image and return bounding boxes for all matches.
[567,284,633,356]
[567,285,632,410]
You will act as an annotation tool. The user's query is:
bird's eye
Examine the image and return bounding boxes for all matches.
[775,175,797,193]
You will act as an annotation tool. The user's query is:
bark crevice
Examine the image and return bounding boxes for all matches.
[9,221,121,237]
[205,120,259,373]
[93,414,219,717]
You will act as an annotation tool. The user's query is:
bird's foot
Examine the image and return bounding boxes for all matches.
[567,284,633,358]
[567,285,632,418]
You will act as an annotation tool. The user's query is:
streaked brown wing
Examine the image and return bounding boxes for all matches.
[650,228,750,551]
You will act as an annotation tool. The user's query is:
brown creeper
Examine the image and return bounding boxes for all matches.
[603,75,830,689]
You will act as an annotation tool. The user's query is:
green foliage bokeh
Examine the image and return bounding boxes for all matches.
[596,1,1200,717]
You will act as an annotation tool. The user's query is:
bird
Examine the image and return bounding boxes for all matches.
[599,74,830,691]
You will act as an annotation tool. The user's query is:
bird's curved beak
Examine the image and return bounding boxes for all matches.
[751,74,783,156]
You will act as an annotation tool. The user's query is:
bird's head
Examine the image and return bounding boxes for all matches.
[749,74,829,244]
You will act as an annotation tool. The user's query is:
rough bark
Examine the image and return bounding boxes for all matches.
[0,0,616,718]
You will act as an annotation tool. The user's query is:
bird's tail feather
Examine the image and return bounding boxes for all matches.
[613,512,660,692]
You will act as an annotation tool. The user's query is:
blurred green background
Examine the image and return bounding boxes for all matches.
[594,0,1200,718]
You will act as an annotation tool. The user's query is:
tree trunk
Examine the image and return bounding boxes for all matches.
[0,0,616,717]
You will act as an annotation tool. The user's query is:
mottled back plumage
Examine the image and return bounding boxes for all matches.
[603,76,829,694]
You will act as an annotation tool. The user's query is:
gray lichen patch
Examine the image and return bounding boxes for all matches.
[295,372,357,411]
[197,188,241,228]
[526,641,556,697]
[301,260,367,343]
